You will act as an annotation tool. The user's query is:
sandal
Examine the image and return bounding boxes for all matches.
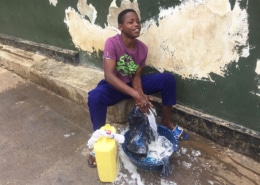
[172,125,189,141]
[87,151,97,168]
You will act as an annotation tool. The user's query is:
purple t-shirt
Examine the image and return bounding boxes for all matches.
[103,34,148,83]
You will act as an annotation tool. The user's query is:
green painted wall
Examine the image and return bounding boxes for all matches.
[0,0,76,50]
[0,0,259,132]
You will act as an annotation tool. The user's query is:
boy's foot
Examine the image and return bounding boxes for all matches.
[87,153,97,168]
[171,125,189,141]
[161,121,189,141]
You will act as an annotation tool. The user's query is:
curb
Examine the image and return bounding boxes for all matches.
[0,33,79,64]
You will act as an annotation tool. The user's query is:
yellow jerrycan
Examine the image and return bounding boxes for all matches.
[94,124,119,182]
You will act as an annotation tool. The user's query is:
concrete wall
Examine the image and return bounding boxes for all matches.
[0,0,259,132]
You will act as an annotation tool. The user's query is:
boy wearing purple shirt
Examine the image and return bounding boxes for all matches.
[87,9,188,167]
[103,34,147,83]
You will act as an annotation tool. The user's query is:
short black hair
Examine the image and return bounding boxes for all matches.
[118,9,137,24]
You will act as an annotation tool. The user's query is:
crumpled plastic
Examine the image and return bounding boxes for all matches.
[87,129,125,149]
[125,106,157,160]
[160,156,172,177]
[126,106,173,177]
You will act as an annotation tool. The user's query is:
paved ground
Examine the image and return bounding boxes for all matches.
[0,66,260,185]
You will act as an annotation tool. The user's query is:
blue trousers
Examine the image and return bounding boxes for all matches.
[87,73,176,130]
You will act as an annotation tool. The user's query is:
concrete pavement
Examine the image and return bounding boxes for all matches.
[0,38,260,163]
[0,35,260,184]
[1,66,260,185]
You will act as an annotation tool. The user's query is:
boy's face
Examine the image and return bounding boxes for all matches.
[119,12,141,39]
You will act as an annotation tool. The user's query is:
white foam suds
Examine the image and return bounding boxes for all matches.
[181,147,187,155]
[148,136,173,161]
[115,145,144,185]
[111,128,177,185]
[161,178,177,185]
[63,132,75,138]
[192,150,201,157]
[182,161,192,169]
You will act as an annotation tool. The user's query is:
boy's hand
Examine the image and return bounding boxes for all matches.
[135,94,154,113]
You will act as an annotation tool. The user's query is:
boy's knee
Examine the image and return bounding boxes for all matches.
[167,73,175,80]
[88,89,101,105]
[164,73,176,85]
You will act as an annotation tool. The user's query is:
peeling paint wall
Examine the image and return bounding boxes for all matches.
[65,0,248,80]
[63,0,259,131]
[0,0,259,131]
[143,1,248,79]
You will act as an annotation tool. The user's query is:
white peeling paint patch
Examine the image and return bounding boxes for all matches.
[64,7,117,54]
[206,0,231,16]
[107,0,141,28]
[142,0,249,79]
[64,0,140,54]
[255,59,260,75]
[254,59,260,97]
[77,0,97,23]
[253,92,260,97]
[64,0,249,80]
[49,0,58,7]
